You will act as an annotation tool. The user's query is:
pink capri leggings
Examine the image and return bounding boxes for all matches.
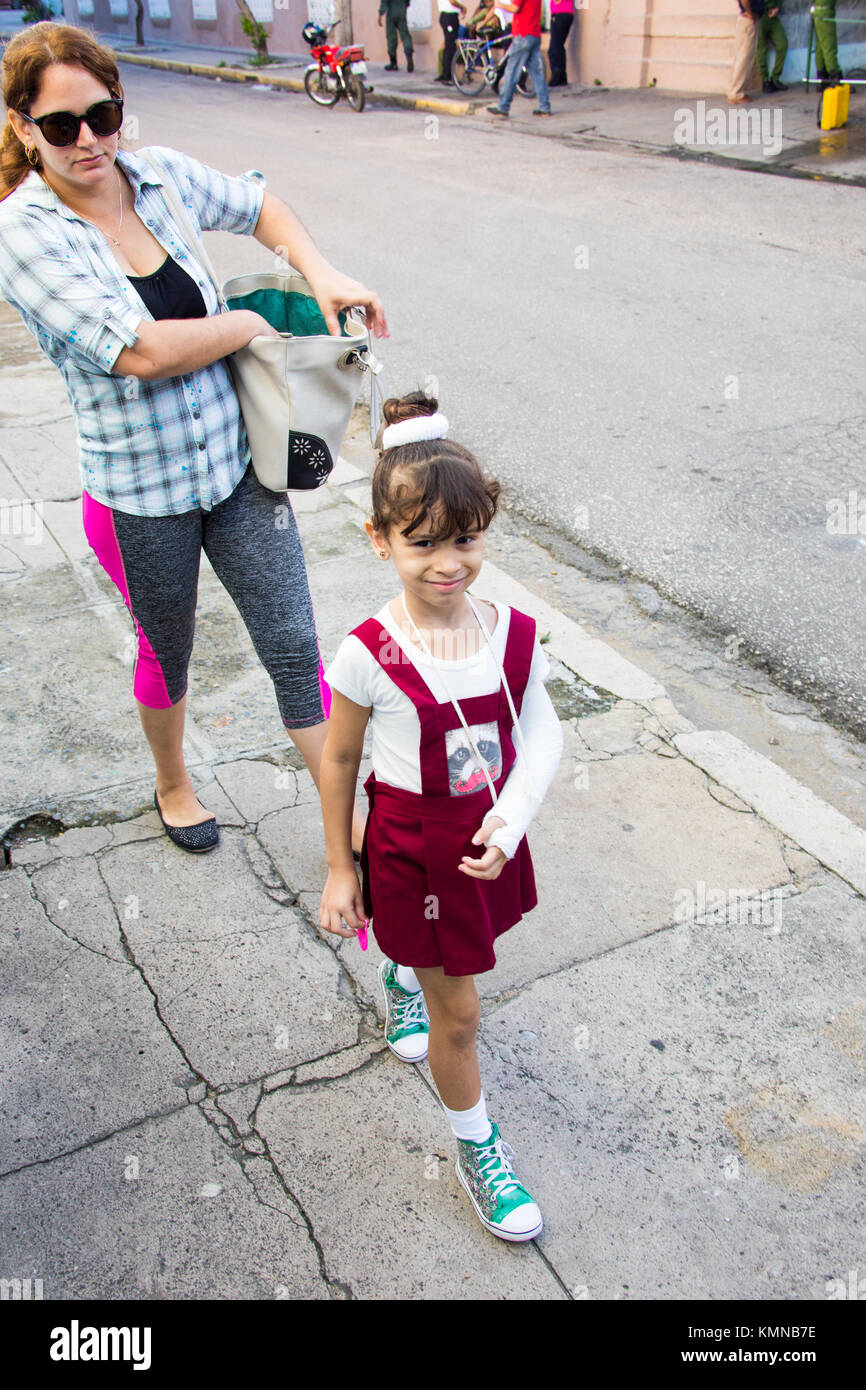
[82,464,331,727]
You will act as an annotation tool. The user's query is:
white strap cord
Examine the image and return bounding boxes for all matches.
[398,592,538,809]
[369,356,386,443]
[142,152,228,311]
[466,594,538,801]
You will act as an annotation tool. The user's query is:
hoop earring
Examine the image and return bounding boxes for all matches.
[26,145,40,167]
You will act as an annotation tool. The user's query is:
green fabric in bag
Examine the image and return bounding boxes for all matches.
[223,287,349,337]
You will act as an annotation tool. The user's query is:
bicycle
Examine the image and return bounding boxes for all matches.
[450,29,534,100]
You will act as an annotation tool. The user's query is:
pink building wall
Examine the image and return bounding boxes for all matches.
[63,2,740,94]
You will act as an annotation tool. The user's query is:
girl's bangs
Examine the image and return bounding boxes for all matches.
[394,466,495,539]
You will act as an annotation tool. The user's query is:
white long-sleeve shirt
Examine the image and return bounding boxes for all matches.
[325,597,563,860]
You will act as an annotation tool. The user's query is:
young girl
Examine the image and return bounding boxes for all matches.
[319,392,563,1241]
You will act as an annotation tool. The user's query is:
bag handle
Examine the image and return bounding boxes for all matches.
[143,149,384,440]
[142,150,228,310]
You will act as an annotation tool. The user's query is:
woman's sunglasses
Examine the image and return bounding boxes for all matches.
[20,99,123,148]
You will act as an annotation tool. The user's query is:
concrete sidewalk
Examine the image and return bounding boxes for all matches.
[69,28,866,186]
[1,323,865,1299]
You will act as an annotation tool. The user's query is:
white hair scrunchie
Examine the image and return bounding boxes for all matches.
[381,412,449,450]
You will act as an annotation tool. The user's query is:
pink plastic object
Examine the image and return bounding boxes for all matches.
[357,918,369,951]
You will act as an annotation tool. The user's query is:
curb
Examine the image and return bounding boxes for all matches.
[115,51,475,117]
[338,480,866,898]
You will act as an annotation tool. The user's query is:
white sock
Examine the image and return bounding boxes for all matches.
[395,963,421,993]
[443,1091,493,1144]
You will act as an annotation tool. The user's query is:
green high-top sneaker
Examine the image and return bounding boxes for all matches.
[456,1123,543,1241]
[378,958,429,1063]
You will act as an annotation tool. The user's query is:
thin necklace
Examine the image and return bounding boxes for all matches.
[46,163,124,246]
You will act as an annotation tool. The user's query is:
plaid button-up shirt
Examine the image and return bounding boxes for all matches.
[0,144,266,515]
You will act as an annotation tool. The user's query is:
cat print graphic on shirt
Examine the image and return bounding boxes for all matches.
[445,722,502,796]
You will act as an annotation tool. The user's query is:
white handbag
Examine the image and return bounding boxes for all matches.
[145,151,383,491]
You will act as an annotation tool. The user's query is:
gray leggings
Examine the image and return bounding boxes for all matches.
[83,464,328,727]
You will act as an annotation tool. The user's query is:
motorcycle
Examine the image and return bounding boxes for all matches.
[301,20,370,113]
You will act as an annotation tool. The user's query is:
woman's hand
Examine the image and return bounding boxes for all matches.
[243,309,283,342]
[458,815,508,880]
[306,269,389,340]
[320,868,366,939]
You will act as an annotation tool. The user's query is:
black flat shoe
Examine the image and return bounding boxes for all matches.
[154,791,220,854]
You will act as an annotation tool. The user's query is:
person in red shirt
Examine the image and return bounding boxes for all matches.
[487,0,551,116]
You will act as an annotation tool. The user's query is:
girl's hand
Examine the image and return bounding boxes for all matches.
[320,868,366,939]
[459,815,508,880]
[307,269,389,340]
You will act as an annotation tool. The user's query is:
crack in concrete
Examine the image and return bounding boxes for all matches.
[94,857,208,1087]
[49,845,356,1296]
[477,879,816,1016]
[0,1098,192,1182]
[19,880,88,981]
[408,1055,575,1294]
[0,738,295,832]
[212,757,308,820]
[243,829,382,1046]
[533,1243,577,1299]
[237,830,385,1051]
[25,873,135,976]
[283,1045,387,1093]
[206,1089,354,1299]
[205,1039,388,1100]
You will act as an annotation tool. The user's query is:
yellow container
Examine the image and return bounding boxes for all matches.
[820,83,850,131]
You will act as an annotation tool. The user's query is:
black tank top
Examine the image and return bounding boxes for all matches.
[127,254,208,321]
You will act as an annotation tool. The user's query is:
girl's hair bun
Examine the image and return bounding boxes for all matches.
[382,390,439,427]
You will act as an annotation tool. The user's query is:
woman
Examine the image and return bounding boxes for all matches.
[547,0,575,88]
[0,23,385,853]
[434,0,465,85]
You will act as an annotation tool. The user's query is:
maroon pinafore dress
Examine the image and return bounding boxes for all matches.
[352,605,538,977]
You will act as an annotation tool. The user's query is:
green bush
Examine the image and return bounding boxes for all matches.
[23,2,54,22]
[240,13,270,63]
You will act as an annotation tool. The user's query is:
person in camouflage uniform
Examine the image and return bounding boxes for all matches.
[758,3,788,92]
[812,1,842,84]
[378,0,415,70]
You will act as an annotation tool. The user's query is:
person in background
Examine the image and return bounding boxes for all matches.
[378,0,415,72]
[486,0,552,117]
[547,0,575,88]
[486,3,515,95]
[435,0,466,84]
[727,0,764,106]
[812,1,842,86]
[758,3,788,93]
[467,1,500,36]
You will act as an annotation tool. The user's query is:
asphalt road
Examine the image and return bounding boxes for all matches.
[61,69,866,740]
